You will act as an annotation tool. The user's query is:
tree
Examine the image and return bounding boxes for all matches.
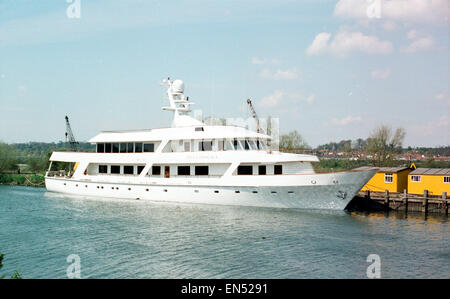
[0,142,18,172]
[366,125,406,166]
[279,130,309,150]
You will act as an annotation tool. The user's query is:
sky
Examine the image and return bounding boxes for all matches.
[0,0,449,148]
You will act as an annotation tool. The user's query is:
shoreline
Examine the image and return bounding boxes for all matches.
[0,173,45,187]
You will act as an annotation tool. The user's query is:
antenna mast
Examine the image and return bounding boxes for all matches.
[65,115,79,151]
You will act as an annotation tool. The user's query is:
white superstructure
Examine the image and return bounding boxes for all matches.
[45,79,376,210]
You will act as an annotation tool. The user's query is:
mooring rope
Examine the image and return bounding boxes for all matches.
[23,175,45,187]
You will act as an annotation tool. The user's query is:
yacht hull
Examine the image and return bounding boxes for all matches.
[45,170,375,210]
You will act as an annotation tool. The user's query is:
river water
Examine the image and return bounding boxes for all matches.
[0,185,448,278]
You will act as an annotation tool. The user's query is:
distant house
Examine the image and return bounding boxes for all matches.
[408,168,450,196]
[356,165,415,193]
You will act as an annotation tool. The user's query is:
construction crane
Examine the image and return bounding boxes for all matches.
[246,98,265,134]
[65,115,79,151]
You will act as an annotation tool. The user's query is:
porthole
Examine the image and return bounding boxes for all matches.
[111,187,114,190]
[194,190,199,193]
[252,191,258,194]
[97,186,99,189]
[101,186,104,189]
[288,191,294,194]
[163,189,168,192]
[85,185,88,188]
[116,187,119,190]
[76,184,78,187]
[271,191,277,194]
[235,190,240,193]
[311,180,316,184]
[128,188,131,191]
[214,190,219,193]
[146,188,149,192]
[63,183,66,186]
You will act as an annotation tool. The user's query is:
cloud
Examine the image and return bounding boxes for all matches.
[258,68,300,80]
[408,115,450,137]
[333,0,449,24]
[259,91,284,108]
[401,30,435,53]
[371,68,391,79]
[330,115,362,126]
[251,57,280,65]
[306,30,393,56]
[258,91,315,109]
[435,93,445,100]
[381,21,397,31]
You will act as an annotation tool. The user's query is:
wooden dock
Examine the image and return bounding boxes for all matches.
[348,190,448,215]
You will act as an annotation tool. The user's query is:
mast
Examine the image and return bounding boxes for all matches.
[161,78,202,127]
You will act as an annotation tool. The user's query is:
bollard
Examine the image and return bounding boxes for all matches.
[422,190,429,214]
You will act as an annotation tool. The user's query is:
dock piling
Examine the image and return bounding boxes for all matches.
[443,192,448,216]
[385,190,390,211]
[422,190,429,214]
[403,189,408,212]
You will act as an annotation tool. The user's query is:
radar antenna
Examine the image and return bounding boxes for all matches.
[247,98,265,134]
[65,115,79,151]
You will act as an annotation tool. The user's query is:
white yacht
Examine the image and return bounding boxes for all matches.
[45,79,376,210]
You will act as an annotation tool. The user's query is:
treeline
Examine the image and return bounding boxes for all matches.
[0,141,94,173]
[317,139,450,156]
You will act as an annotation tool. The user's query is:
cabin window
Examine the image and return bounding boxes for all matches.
[384,173,393,183]
[135,143,143,153]
[218,140,224,151]
[411,175,421,182]
[237,165,253,175]
[195,127,204,132]
[259,165,266,175]
[98,165,107,174]
[195,166,209,175]
[137,165,145,175]
[111,165,120,174]
[178,166,190,175]
[233,139,239,150]
[97,143,105,153]
[256,140,260,150]
[127,143,134,153]
[444,176,450,183]
[199,141,212,151]
[248,140,257,150]
[143,143,154,152]
[112,143,119,153]
[274,165,283,175]
[184,142,190,152]
[120,143,127,153]
[124,166,134,175]
[105,143,112,153]
[152,166,161,175]
[244,139,250,150]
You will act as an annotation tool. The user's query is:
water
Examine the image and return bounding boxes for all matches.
[0,185,448,279]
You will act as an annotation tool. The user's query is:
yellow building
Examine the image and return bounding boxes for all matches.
[357,166,414,193]
[407,168,450,196]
